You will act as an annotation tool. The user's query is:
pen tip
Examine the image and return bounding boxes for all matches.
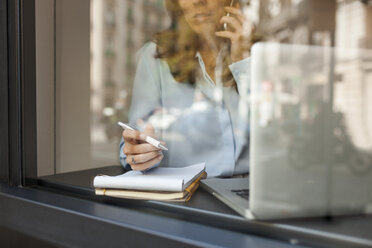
[159,144,168,151]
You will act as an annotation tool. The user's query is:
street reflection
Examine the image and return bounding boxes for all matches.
[251,43,372,216]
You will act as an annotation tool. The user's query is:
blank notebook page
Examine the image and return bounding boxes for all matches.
[93,163,206,192]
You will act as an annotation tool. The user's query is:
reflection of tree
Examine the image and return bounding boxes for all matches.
[287,105,372,175]
[332,112,372,175]
[287,103,325,169]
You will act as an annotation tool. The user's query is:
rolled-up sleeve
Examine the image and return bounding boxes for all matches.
[119,137,131,170]
[228,57,251,94]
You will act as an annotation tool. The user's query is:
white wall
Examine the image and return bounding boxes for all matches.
[36,0,55,176]
[55,0,91,173]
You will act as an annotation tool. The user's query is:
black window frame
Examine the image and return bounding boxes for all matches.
[0,0,9,184]
[1,0,37,186]
[1,1,372,247]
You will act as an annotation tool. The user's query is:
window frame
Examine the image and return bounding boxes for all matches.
[0,0,9,184]
[5,0,37,186]
[3,1,371,247]
[19,0,38,185]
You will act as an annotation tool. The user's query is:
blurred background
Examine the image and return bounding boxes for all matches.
[35,0,372,176]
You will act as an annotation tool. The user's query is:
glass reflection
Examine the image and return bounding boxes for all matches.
[251,43,372,216]
[34,0,372,217]
[119,0,255,178]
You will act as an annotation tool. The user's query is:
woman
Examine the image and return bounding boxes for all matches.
[120,0,254,177]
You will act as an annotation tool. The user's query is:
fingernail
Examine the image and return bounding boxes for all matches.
[140,134,146,139]
[158,155,163,160]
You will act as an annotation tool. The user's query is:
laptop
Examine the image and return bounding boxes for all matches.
[202,42,372,220]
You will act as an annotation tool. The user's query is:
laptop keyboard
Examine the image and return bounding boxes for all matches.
[231,189,249,200]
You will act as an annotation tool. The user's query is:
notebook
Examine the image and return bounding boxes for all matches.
[93,163,206,192]
[95,171,207,202]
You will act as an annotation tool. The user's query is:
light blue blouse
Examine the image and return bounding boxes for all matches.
[120,42,251,178]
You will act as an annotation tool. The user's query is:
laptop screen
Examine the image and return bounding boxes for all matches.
[250,43,372,218]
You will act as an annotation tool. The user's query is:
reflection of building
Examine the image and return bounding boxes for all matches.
[89,0,170,166]
[258,0,336,45]
[334,0,372,150]
[91,0,169,126]
[257,0,372,150]
[126,0,170,91]
[91,0,170,142]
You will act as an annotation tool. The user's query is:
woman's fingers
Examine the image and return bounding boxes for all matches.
[224,6,245,24]
[129,153,164,171]
[217,6,254,62]
[123,142,161,155]
[215,30,237,41]
[143,123,155,137]
[122,123,166,163]
[122,129,145,143]
[223,6,253,38]
[220,16,242,33]
[126,151,162,165]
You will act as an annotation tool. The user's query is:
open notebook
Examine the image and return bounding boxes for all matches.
[93,163,206,192]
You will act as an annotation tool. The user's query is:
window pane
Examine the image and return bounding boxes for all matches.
[36,0,171,175]
[34,0,372,220]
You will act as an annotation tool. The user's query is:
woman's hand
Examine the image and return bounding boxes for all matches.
[215,6,254,62]
[122,124,164,171]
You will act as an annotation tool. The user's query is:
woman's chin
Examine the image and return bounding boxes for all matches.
[193,24,218,36]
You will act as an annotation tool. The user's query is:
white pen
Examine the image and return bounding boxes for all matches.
[117,121,168,151]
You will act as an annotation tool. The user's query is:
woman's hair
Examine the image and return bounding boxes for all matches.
[153,0,237,88]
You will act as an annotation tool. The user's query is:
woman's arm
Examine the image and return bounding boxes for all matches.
[120,43,164,170]
[215,5,253,94]
[215,6,254,62]
[128,43,162,124]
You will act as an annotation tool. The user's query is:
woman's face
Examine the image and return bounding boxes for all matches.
[178,0,230,35]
